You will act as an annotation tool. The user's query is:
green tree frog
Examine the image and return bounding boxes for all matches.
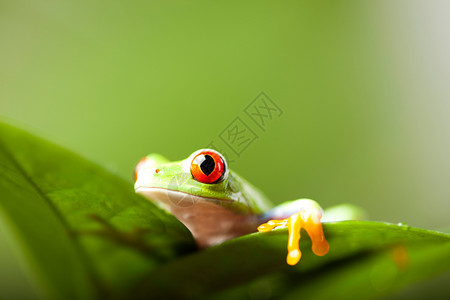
[134,149,334,265]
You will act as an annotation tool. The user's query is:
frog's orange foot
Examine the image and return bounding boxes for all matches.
[258,208,329,265]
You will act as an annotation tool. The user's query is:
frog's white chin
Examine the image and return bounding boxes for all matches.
[135,186,258,248]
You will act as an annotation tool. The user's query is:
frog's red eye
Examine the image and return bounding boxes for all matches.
[190,150,227,184]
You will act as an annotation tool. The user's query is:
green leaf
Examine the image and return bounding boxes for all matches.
[0,121,196,300]
[131,221,450,299]
[279,240,450,300]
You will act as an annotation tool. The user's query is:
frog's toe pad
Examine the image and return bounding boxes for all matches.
[312,240,330,256]
[287,249,301,265]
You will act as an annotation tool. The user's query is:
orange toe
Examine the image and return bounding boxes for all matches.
[258,208,329,265]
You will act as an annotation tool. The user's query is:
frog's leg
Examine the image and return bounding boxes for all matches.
[257,199,329,265]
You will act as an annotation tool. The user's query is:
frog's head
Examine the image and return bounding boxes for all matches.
[134,149,254,213]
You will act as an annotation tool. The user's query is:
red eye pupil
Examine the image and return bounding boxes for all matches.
[190,150,226,184]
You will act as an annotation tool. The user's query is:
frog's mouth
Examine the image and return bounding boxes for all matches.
[135,186,232,211]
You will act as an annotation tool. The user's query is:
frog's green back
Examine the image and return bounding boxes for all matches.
[227,170,273,214]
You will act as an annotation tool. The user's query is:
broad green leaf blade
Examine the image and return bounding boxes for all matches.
[0,121,196,299]
[280,241,450,300]
[0,130,97,300]
[210,242,450,300]
[0,204,48,300]
[131,221,450,299]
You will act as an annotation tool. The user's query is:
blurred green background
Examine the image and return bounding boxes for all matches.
[1,0,449,234]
